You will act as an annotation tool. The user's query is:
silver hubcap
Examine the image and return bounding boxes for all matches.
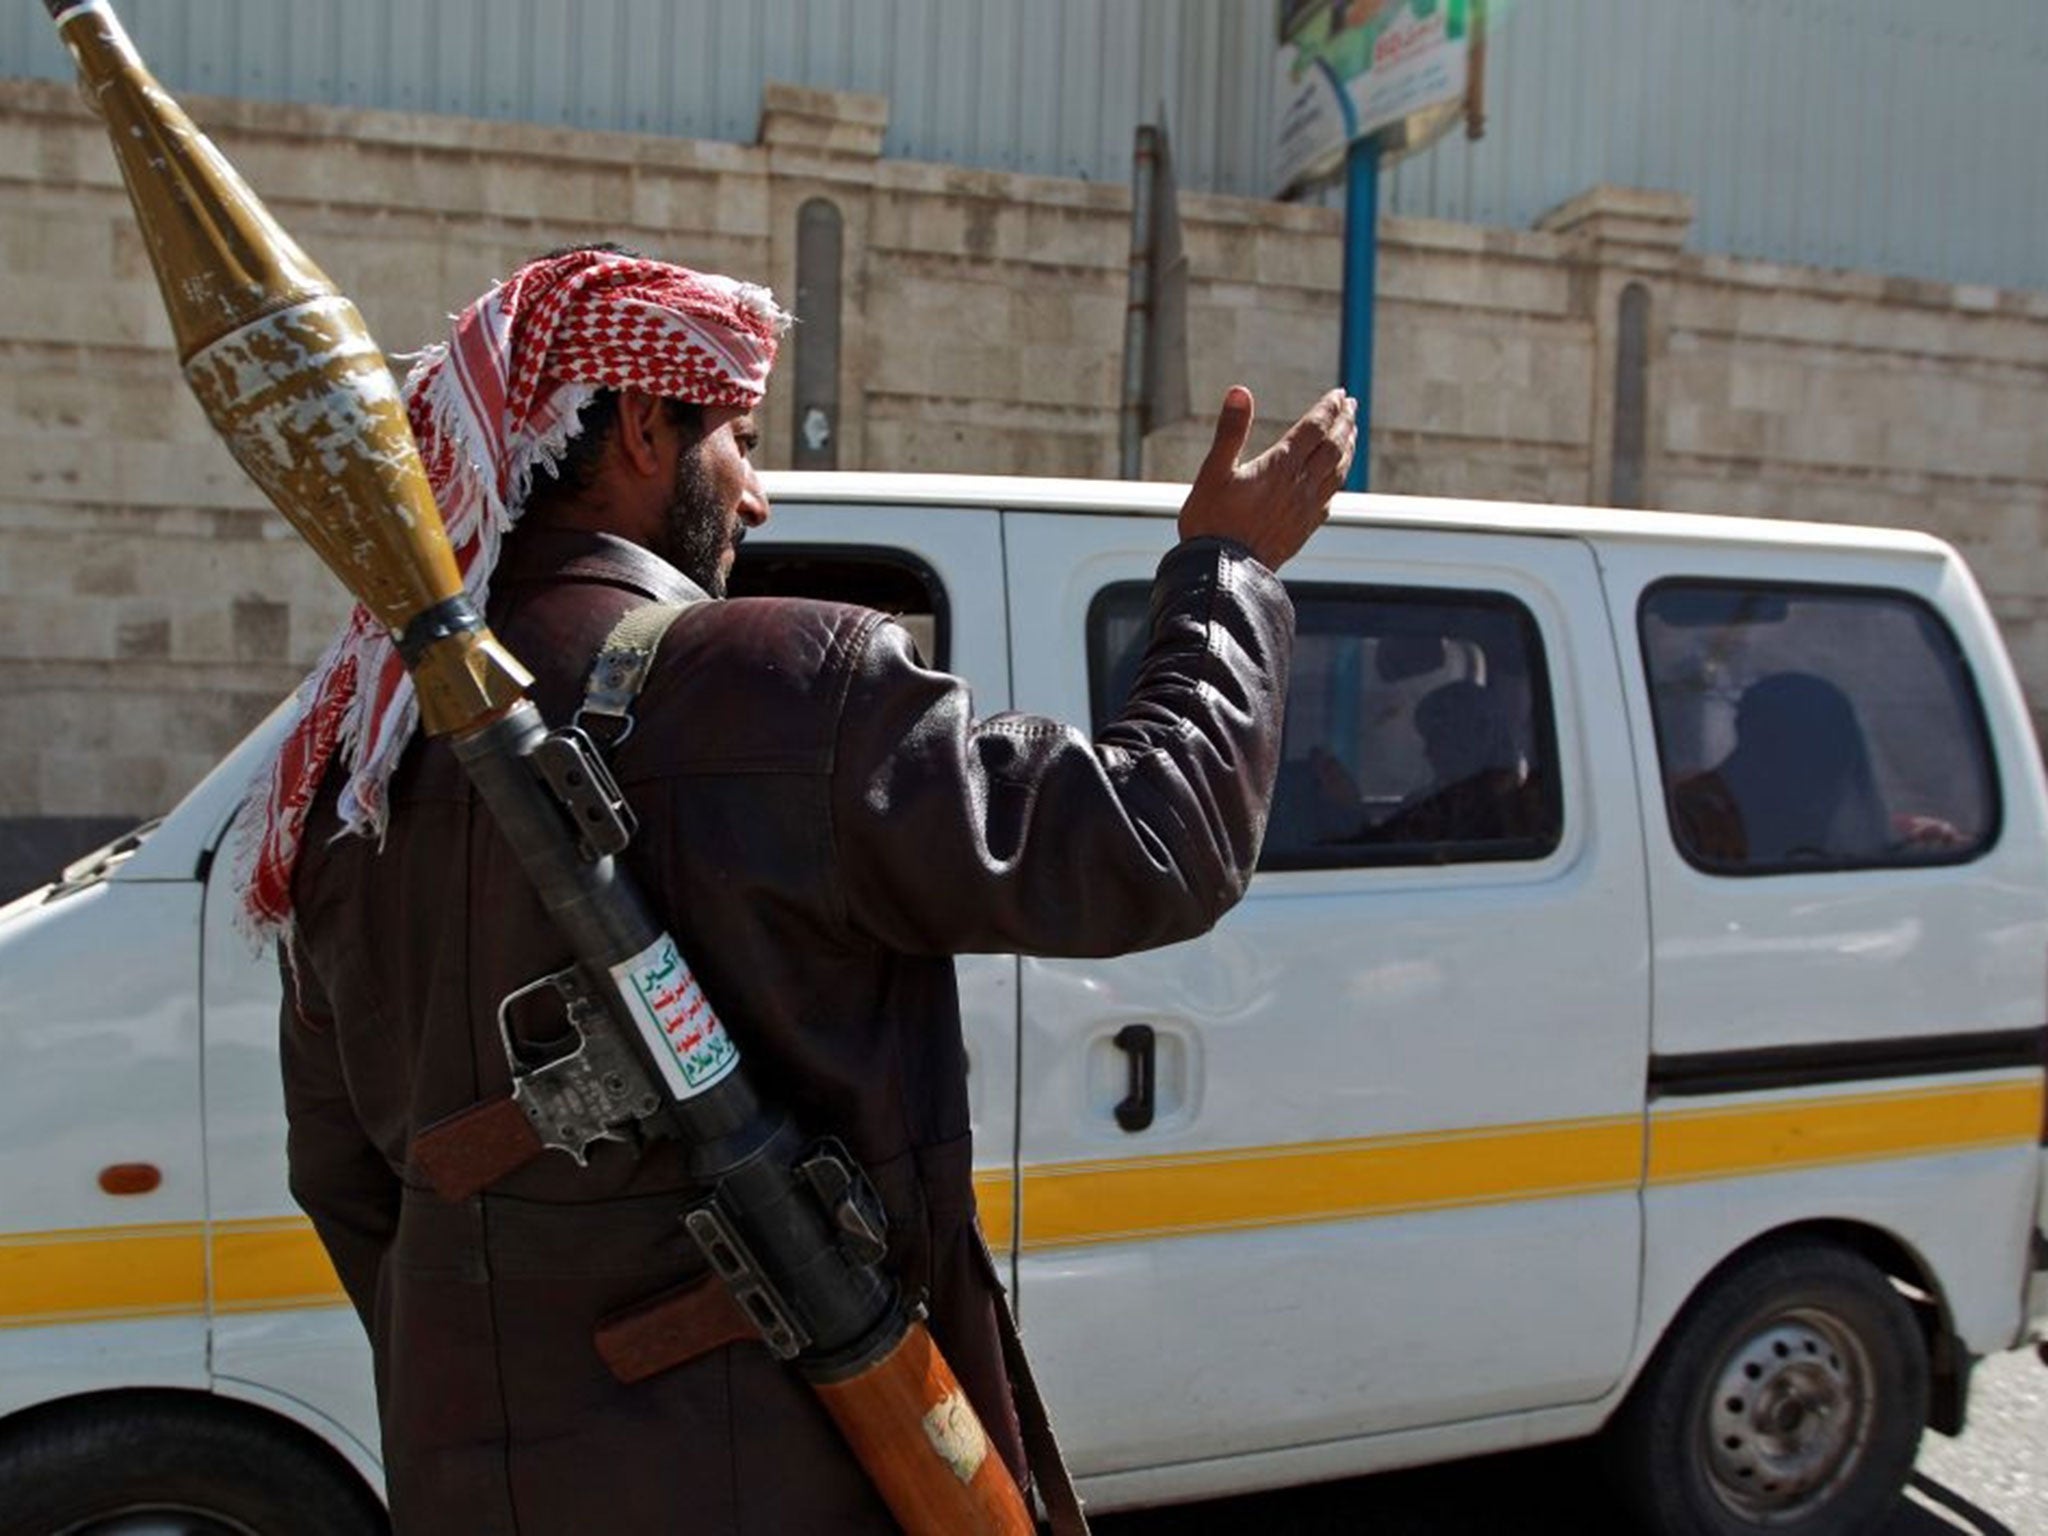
[1702,1308,1873,1524]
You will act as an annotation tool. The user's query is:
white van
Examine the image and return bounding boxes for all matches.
[3,475,2045,1536]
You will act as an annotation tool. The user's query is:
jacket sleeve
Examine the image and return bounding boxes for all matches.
[278,942,398,1331]
[829,536,1293,957]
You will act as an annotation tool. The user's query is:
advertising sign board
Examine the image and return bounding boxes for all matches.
[1273,0,1473,194]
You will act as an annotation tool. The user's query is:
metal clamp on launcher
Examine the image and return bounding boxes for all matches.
[411,722,669,1201]
[531,726,639,858]
[599,1138,895,1383]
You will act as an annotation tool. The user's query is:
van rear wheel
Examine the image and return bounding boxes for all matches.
[1607,1238,1927,1535]
[0,1392,386,1536]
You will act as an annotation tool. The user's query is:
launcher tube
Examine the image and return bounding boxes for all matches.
[46,5,1032,1528]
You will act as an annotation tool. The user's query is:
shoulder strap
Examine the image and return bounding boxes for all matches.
[575,600,694,751]
[995,1292,1091,1535]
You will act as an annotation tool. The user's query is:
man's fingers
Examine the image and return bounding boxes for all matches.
[1284,392,1356,498]
[1196,385,1256,487]
[1319,424,1357,494]
[1178,388,1353,569]
[1312,393,1359,493]
[1302,387,1352,434]
[1300,429,1345,484]
[1275,391,1354,470]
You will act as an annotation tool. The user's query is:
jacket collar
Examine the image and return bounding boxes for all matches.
[493,525,711,605]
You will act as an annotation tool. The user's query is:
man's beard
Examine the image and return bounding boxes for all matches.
[661,438,737,597]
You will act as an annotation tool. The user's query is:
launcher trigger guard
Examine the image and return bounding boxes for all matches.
[496,966,664,1167]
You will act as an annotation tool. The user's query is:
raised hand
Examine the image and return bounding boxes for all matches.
[1176,386,1359,571]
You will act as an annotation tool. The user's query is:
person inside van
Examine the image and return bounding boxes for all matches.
[1671,670,1889,865]
[1300,677,1543,852]
[1368,678,1543,846]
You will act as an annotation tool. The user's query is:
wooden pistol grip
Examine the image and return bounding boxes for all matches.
[812,1321,1035,1536]
[595,1276,759,1384]
[412,1096,543,1201]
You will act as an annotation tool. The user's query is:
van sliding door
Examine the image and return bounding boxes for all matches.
[1003,511,1649,1482]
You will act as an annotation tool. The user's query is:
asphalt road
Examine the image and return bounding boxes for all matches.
[1093,1347,2048,1534]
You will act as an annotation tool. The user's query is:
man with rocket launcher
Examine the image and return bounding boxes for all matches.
[44,2,1356,1529]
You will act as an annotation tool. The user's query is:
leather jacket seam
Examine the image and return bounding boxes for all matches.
[821,609,895,940]
[985,718,1067,743]
[1203,543,1231,670]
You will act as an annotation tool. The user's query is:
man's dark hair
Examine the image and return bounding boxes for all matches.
[531,394,705,512]
[536,238,644,262]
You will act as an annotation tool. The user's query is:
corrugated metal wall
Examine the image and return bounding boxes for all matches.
[1379,0,2048,293]
[2,0,1276,195]
[8,1,2044,292]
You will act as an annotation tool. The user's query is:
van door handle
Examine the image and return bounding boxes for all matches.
[1113,1024,1155,1133]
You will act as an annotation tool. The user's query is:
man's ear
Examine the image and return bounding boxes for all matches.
[612,389,669,479]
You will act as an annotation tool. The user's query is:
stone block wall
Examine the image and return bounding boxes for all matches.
[2,77,2045,894]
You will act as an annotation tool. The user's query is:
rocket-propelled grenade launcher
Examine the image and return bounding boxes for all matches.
[41,0,527,733]
[44,4,1037,1531]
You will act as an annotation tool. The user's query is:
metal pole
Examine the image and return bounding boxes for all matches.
[1119,124,1159,480]
[1339,134,1380,492]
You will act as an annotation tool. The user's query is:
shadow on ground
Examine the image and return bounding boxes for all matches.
[1091,1447,2009,1534]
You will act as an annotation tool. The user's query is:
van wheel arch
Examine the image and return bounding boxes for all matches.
[1642,1219,1961,1435]
[1606,1229,1937,1534]
[1792,1218,1966,1435]
[0,1387,387,1536]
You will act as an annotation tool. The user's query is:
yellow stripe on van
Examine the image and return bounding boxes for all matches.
[0,1217,346,1328]
[1,1078,2038,1322]
[1014,1115,1645,1251]
[1648,1079,2043,1186]
[1001,1077,2043,1253]
[212,1217,347,1313]
[972,1170,1012,1227]
[0,1221,207,1327]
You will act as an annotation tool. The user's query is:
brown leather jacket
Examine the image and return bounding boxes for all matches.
[282,524,1293,1534]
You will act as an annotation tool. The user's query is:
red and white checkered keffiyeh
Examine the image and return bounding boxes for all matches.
[234,249,790,939]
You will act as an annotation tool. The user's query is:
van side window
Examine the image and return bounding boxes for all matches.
[1090,583,1564,870]
[1640,582,1998,874]
[729,545,946,666]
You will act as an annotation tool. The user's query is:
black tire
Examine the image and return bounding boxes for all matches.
[0,1392,388,1536]
[1606,1238,1928,1536]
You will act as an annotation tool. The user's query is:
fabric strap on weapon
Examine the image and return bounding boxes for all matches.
[992,1253,1091,1535]
[575,599,697,751]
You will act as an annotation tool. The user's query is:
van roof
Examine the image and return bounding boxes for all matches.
[761,472,1954,563]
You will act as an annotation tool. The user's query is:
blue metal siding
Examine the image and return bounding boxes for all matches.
[8,0,2044,291]
[10,0,1267,186]
[1377,0,2048,292]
